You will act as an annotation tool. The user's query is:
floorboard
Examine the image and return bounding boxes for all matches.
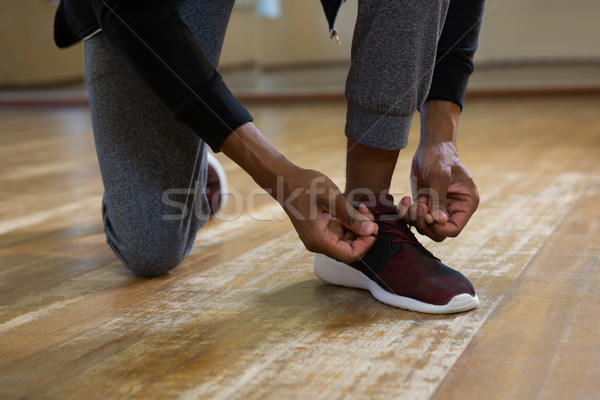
[0,95,599,399]
[431,191,600,400]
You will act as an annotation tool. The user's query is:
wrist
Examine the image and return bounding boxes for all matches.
[220,122,297,195]
[419,100,460,147]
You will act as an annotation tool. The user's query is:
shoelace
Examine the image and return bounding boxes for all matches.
[376,215,437,258]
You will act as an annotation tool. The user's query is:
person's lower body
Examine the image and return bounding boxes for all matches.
[344,0,450,200]
[85,0,235,277]
[314,0,479,314]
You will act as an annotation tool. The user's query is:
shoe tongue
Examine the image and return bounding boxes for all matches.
[356,194,398,218]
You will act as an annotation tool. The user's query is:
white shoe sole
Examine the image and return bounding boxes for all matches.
[314,254,479,314]
[207,152,228,212]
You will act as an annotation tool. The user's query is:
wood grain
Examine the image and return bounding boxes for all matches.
[431,190,600,400]
[0,95,599,399]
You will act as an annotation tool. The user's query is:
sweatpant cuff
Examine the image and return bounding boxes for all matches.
[345,102,413,150]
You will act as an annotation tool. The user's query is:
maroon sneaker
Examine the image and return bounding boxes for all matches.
[206,153,227,215]
[314,194,479,314]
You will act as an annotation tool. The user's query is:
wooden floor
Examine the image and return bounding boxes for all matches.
[0,95,599,399]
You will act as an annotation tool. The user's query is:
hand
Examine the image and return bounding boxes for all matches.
[281,167,378,263]
[402,100,479,241]
[407,142,479,241]
[220,122,377,263]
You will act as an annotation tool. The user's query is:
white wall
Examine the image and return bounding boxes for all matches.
[475,0,600,64]
[1,1,598,86]
[0,1,84,86]
[220,0,356,68]
[220,0,600,68]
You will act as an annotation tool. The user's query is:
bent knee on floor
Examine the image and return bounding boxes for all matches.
[109,239,190,278]
[125,256,183,278]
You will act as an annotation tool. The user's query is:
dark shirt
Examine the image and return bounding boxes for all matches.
[54,0,484,152]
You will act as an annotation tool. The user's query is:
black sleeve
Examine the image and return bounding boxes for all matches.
[426,0,485,110]
[89,0,252,152]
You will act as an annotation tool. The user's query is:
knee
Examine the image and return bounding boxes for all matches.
[125,253,185,278]
[108,238,190,278]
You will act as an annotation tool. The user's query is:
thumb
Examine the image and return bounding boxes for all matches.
[427,167,450,223]
[334,194,376,236]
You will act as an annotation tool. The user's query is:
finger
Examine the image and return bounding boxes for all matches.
[322,204,378,262]
[346,234,376,260]
[432,185,479,237]
[430,220,462,238]
[430,208,472,238]
[397,196,412,223]
[357,203,379,236]
[334,194,376,236]
[324,233,376,263]
[357,203,375,221]
[405,201,420,226]
[406,200,429,226]
[412,202,447,242]
[424,213,436,225]
[427,167,450,224]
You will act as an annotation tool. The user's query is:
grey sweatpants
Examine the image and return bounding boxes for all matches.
[86,0,236,277]
[346,0,450,149]
[85,0,448,277]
